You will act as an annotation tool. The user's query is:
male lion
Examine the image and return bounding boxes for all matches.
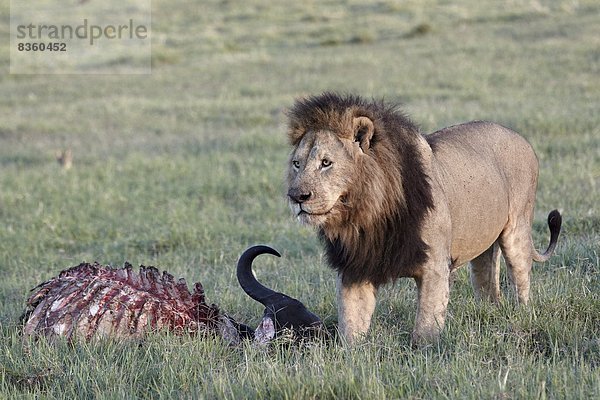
[285,92,561,345]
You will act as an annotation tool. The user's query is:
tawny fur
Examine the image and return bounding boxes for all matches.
[285,92,561,345]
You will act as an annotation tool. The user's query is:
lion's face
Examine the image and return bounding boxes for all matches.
[287,130,361,227]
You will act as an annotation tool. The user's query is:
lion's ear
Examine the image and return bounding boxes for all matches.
[353,116,374,152]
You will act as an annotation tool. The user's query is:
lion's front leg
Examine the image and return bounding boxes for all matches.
[336,274,377,345]
[412,267,450,346]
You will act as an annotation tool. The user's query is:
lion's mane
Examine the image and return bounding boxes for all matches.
[287,93,435,286]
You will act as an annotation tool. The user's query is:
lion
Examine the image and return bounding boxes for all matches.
[285,92,561,345]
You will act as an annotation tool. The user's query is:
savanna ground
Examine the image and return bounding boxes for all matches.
[0,0,598,398]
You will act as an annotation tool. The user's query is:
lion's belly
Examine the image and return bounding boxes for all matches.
[446,174,510,266]
[450,218,507,266]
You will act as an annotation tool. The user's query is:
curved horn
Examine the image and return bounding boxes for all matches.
[236,245,281,304]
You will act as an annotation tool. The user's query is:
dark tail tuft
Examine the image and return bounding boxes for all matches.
[533,209,562,262]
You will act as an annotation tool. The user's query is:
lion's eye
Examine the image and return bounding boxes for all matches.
[321,159,332,168]
[292,160,300,169]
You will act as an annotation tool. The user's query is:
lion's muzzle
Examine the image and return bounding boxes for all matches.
[288,187,315,221]
[288,188,312,204]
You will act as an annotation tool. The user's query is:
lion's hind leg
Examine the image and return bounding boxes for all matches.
[498,222,535,305]
[470,242,501,303]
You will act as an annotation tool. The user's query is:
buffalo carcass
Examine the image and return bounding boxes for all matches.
[22,246,323,344]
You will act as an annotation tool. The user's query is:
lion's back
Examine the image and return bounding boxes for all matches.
[426,120,539,181]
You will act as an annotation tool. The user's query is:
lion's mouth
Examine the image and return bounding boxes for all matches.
[294,204,337,226]
[297,208,332,218]
[292,197,345,223]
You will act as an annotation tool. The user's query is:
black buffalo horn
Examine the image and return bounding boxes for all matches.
[236,245,282,304]
[236,245,323,336]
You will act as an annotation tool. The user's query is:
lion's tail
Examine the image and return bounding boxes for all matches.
[532,210,562,262]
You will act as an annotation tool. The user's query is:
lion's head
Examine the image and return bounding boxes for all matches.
[286,115,375,229]
[285,93,413,239]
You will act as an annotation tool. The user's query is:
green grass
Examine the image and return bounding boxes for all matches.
[1,0,599,398]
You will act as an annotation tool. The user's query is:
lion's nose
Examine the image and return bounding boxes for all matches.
[288,188,312,204]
